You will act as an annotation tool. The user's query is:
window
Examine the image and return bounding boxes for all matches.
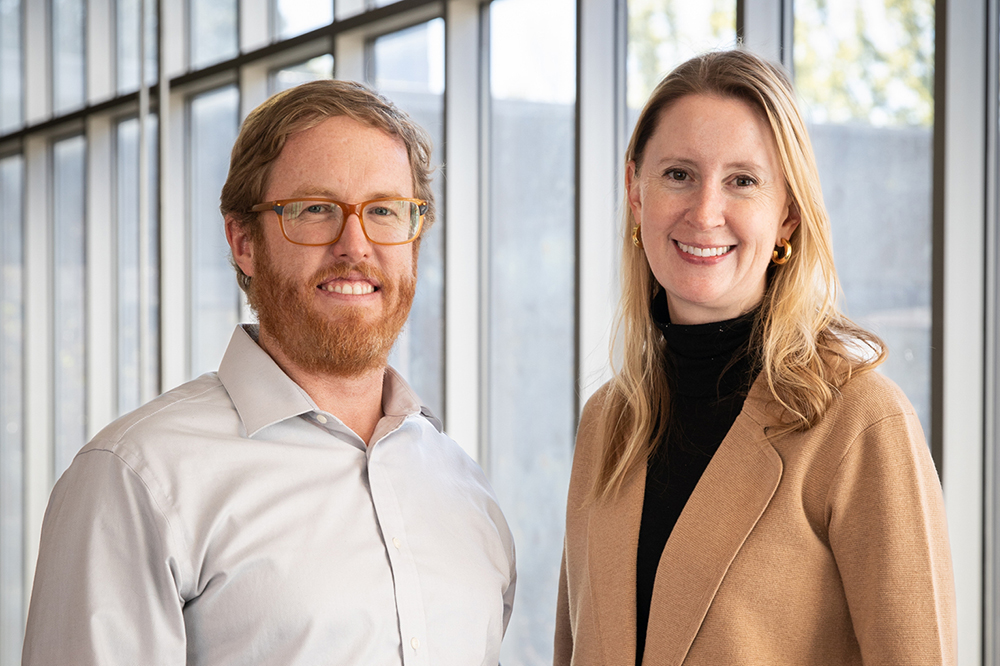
[269,54,334,93]
[189,0,238,70]
[627,0,737,122]
[52,134,87,479]
[115,116,160,415]
[189,86,241,378]
[273,0,332,40]
[0,153,23,666]
[0,0,22,133]
[487,0,576,660]
[115,0,158,94]
[52,0,86,114]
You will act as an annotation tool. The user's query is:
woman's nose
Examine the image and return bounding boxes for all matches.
[688,186,725,229]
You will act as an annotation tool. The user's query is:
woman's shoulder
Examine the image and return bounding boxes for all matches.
[832,368,918,425]
[778,368,925,462]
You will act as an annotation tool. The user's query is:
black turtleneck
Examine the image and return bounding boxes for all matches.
[635,292,759,665]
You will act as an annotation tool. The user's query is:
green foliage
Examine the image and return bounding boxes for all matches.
[794,0,934,127]
[627,0,736,110]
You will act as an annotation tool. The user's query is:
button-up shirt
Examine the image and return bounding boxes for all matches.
[23,325,516,666]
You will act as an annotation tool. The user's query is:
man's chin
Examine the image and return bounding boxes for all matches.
[260,316,400,378]
[249,251,416,379]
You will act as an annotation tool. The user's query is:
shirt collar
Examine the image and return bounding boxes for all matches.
[218,324,439,437]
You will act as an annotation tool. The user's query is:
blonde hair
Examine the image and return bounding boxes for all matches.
[219,79,435,293]
[593,49,885,501]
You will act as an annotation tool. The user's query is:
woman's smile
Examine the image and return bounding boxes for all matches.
[674,240,734,259]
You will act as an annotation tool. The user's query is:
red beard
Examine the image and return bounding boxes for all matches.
[247,241,416,378]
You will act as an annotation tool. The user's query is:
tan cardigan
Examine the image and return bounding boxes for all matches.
[555,371,956,666]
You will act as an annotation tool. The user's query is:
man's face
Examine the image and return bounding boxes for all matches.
[235,115,418,377]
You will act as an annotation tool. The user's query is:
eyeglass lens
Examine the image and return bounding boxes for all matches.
[281,200,421,245]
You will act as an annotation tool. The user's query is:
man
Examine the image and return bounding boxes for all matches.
[23,80,516,665]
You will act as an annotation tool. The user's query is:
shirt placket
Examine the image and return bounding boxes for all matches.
[366,433,430,666]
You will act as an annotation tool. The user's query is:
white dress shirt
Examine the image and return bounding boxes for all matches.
[23,325,516,666]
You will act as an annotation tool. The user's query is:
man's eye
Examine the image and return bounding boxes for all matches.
[369,206,398,218]
[302,204,333,215]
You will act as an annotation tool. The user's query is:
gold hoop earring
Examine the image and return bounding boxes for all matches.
[632,224,643,249]
[772,238,792,265]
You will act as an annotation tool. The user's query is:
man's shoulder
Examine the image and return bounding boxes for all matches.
[85,372,236,455]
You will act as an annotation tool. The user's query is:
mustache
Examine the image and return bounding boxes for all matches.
[308,262,387,287]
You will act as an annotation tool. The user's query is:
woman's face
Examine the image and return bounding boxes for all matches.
[627,93,800,325]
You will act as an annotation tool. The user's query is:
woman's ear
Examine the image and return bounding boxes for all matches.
[626,161,642,220]
[779,198,801,240]
[225,215,256,278]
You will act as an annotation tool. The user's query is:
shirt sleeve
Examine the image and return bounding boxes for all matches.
[22,448,188,666]
[827,409,957,665]
[502,545,516,635]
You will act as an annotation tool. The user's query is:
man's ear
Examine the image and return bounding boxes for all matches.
[225,214,255,278]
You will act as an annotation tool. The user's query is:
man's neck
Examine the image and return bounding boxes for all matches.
[256,330,386,446]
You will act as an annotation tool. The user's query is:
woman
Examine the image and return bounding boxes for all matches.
[555,50,955,666]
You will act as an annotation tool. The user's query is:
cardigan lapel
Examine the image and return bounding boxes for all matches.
[587,453,646,665]
[642,382,783,665]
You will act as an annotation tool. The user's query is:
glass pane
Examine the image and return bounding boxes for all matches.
[627,0,737,122]
[274,0,331,40]
[116,116,160,415]
[488,0,575,662]
[0,153,24,666]
[189,86,240,378]
[116,0,158,94]
[269,54,334,94]
[0,0,23,132]
[52,0,86,114]
[373,18,444,417]
[52,136,87,479]
[189,0,237,70]
[794,0,934,435]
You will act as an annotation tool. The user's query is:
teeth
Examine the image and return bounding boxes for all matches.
[321,282,375,295]
[677,241,731,257]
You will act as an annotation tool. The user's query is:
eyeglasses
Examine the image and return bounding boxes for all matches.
[250,197,428,246]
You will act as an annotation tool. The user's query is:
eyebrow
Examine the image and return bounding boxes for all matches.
[650,157,771,173]
[284,188,405,201]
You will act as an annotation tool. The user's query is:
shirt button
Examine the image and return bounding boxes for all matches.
[392,537,401,549]
[316,414,328,424]
[411,637,419,651]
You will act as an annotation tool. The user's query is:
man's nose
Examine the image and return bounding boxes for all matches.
[332,212,372,259]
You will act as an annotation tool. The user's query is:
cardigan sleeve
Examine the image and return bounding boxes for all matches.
[826,405,956,665]
[553,385,611,666]
[554,543,573,665]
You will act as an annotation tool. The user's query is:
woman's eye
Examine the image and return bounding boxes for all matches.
[666,169,688,181]
[734,176,756,187]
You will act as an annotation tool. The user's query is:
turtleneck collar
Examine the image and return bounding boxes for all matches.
[650,290,760,399]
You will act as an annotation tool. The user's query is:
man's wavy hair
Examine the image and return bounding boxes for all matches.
[592,49,886,502]
[219,79,435,293]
